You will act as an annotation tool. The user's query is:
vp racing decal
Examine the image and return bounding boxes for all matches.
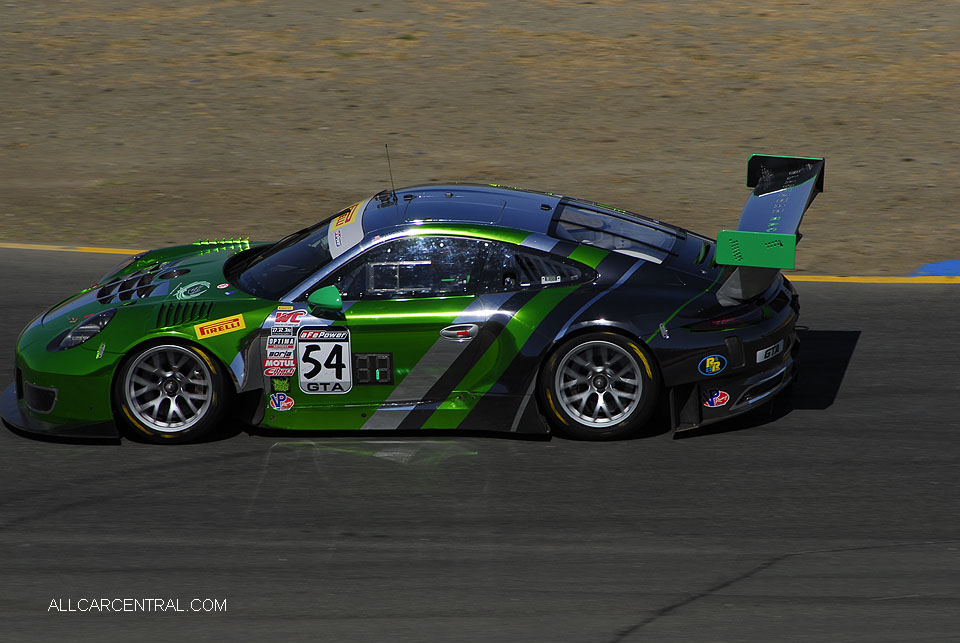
[298,326,352,394]
[269,392,295,411]
[703,389,730,407]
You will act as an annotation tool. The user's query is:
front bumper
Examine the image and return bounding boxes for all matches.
[1,383,120,440]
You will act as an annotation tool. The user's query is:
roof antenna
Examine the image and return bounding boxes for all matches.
[384,143,398,204]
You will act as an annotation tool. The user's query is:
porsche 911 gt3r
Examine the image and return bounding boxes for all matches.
[2,155,824,442]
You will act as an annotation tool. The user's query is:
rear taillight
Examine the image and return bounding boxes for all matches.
[683,305,766,331]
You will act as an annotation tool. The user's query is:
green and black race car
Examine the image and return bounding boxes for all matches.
[2,155,823,443]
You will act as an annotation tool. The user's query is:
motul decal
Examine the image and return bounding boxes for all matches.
[264,358,296,368]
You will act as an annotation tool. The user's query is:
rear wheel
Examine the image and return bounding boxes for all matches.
[541,332,659,440]
[114,343,227,444]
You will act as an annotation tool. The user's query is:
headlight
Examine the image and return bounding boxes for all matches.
[49,309,117,351]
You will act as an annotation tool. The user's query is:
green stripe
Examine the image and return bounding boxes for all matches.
[411,224,530,245]
[421,285,579,429]
[567,244,609,269]
[644,270,726,344]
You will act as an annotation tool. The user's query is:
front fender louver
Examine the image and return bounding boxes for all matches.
[156,301,214,328]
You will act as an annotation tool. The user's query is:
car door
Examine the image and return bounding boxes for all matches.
[290,235,494,428]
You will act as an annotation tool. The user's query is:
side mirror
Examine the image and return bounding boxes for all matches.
[306,285,343,314]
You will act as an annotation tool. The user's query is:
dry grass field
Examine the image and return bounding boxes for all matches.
[1,0,957,274]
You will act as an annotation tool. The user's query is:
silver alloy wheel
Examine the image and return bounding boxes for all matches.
[123,345,213,433]
[554,340,643,428]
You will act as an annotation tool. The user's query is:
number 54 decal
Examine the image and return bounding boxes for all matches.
[298,326,353,394]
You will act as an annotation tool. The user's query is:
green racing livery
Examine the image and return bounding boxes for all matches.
[3,155,824,443]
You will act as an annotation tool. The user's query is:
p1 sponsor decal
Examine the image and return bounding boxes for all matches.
[703,389,730,407]
[216,283,229,289]
[266,338,294,349]
[269,326,295,337]
[269,392,295,411]
[266,348,294,359]
[195,314,246,339]
[331,202,360,230]
[757,339,784,364]
[271,378,290,393]
[298,325,352,394]
[264,366,296,377]
[698,354,727,376]
[328,199,367,259]
[173,280,211,300]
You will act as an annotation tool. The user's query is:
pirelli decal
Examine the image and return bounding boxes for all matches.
[194,314,246,339]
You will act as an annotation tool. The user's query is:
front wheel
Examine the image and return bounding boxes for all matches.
[114,343,227,444]
[540,332,660,440]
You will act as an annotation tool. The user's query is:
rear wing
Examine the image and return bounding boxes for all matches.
[714,155,823,304]
[716,155,824,270]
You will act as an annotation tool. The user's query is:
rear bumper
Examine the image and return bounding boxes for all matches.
[669,346,797,433]
[1,383,120,440]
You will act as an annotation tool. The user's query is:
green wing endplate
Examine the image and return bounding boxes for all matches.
[715,231,797,270]
[716,154,824,269]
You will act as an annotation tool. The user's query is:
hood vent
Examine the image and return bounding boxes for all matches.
[96,264,163,304]
[156,301,214,328]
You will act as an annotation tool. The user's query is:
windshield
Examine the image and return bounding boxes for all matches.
[231,219,336,300]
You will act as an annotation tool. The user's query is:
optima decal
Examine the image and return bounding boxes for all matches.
[703,389,730,407]
[194,314,246,339]
[698,355,727,376]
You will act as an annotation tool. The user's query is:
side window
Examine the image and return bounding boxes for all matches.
[479,242,586,294]
[324,236,485,300]
[554,204,675,261]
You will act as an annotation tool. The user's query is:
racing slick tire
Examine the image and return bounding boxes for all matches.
[541,332,660,440]
[113,342,228,444]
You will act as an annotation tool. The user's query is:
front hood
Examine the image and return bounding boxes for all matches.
[42,240,262,327]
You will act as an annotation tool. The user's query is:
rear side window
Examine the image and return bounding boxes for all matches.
[479,242,587,293]
[554,205,676,262]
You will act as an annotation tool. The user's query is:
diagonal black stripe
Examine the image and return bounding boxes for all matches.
[461,251,631,429]
[396,290,540,431]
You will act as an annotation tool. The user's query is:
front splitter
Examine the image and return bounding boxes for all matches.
[1,383,120,440]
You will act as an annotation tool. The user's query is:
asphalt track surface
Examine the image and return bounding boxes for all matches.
[1,248,957,642]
